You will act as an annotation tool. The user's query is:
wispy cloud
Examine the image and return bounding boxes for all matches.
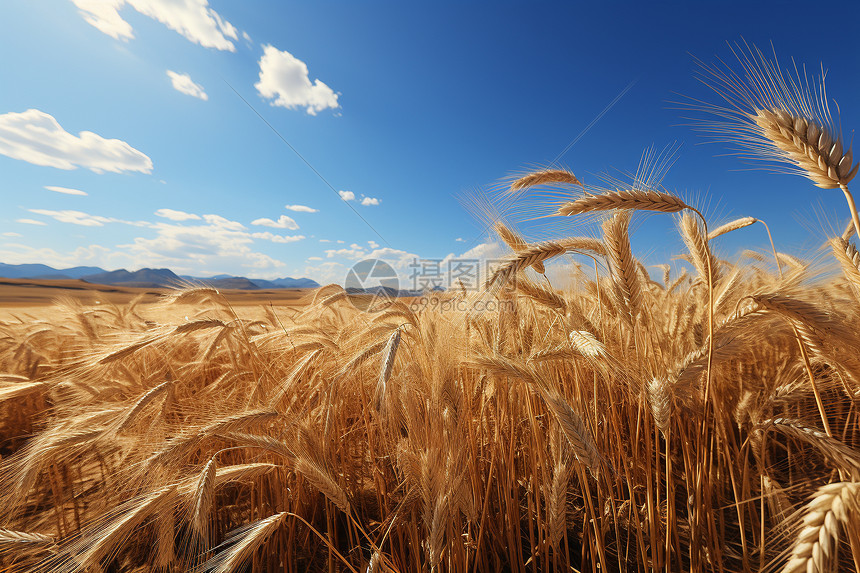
[251,232,306,243]
[155,208,200,221]
[28,208,150,227]
[120,215,286,271]
[339,190,379,206]
[2,232,22,237]
[0,243,124,270]
[71,0,240,51]
[29,209,114,227]
[166,70,208,100]
[16,218,47,226]
[255,44,339,115]
[251,215,299,230]
[0,109,152,173]
[2,209,315,277]
[285,204,318,213]
[45,185,88,196]
[202,214,244,231]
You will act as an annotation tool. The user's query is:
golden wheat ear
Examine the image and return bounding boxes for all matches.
[557,187,689,216]
[510,169,581,192]
[689,42,860,239]
[754,109,858,187]
[192,512,288,573]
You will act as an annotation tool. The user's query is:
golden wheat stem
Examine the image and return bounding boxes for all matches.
[685,205,715,561]
[840,184,860,246]
[757,219,782,279]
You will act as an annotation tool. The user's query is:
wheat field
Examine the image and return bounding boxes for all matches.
[3,46,860,573]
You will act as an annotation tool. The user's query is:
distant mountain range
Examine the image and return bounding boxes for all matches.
[0,263,319,290]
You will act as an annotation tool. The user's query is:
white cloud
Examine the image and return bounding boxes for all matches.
[307,256,322,261]
[120,219,282,270]
[16,218,47,226]
[323,244,419,268]
[166,70,208,100]
[71,0,239,51]
[324,246,366,259]
[251,232,306,243]
[251,215,299,230]
[242,31,251,43]
[319,239,331,243]
[2,232,22,237]
[29,209,114,227]
[455,237,464,242]
[27,208,151,228]
[285,204,318,213]
[315,239,509,290]
[454,241,504,261]
[2,210,315,278]
[338,190,355,201]
[71,0,134,40]
[202,214,245,231]
[254,44,339,115]
[45,185,88,196]
[0,109,152,173]
[0,243,128,270]
[300,261,346,284]
[155,208,200,221]
[361,196,380,206]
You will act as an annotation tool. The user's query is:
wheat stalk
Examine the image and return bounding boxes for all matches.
[557,187,689,216]
[568,330,606,358]
[375,327,402,412]
[603,211,642,325]
[193,512,288,573]
[114,379,173,433]
[708,216,758,240]
[547,460,571,547]
[150,410,278,466]
[187,457,216,559]
[780,481,860,573]
[541,389,605,479]
[516,277,567,310]
[0,529,56,550]
[511,169,581,192]
[680,212,719,285]
[762,418,860,478]
[831,237,860,301]
[485,238,604,290]
[693,43,860,243]
[753,108,857,189]
[0,381,46,402]
[495,222,546,273]
[646,378,673,436]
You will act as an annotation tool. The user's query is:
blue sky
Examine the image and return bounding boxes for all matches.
[1,1,859,284]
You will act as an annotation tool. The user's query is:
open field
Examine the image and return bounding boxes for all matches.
[2,210,860,571]
[0,278,312,322]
